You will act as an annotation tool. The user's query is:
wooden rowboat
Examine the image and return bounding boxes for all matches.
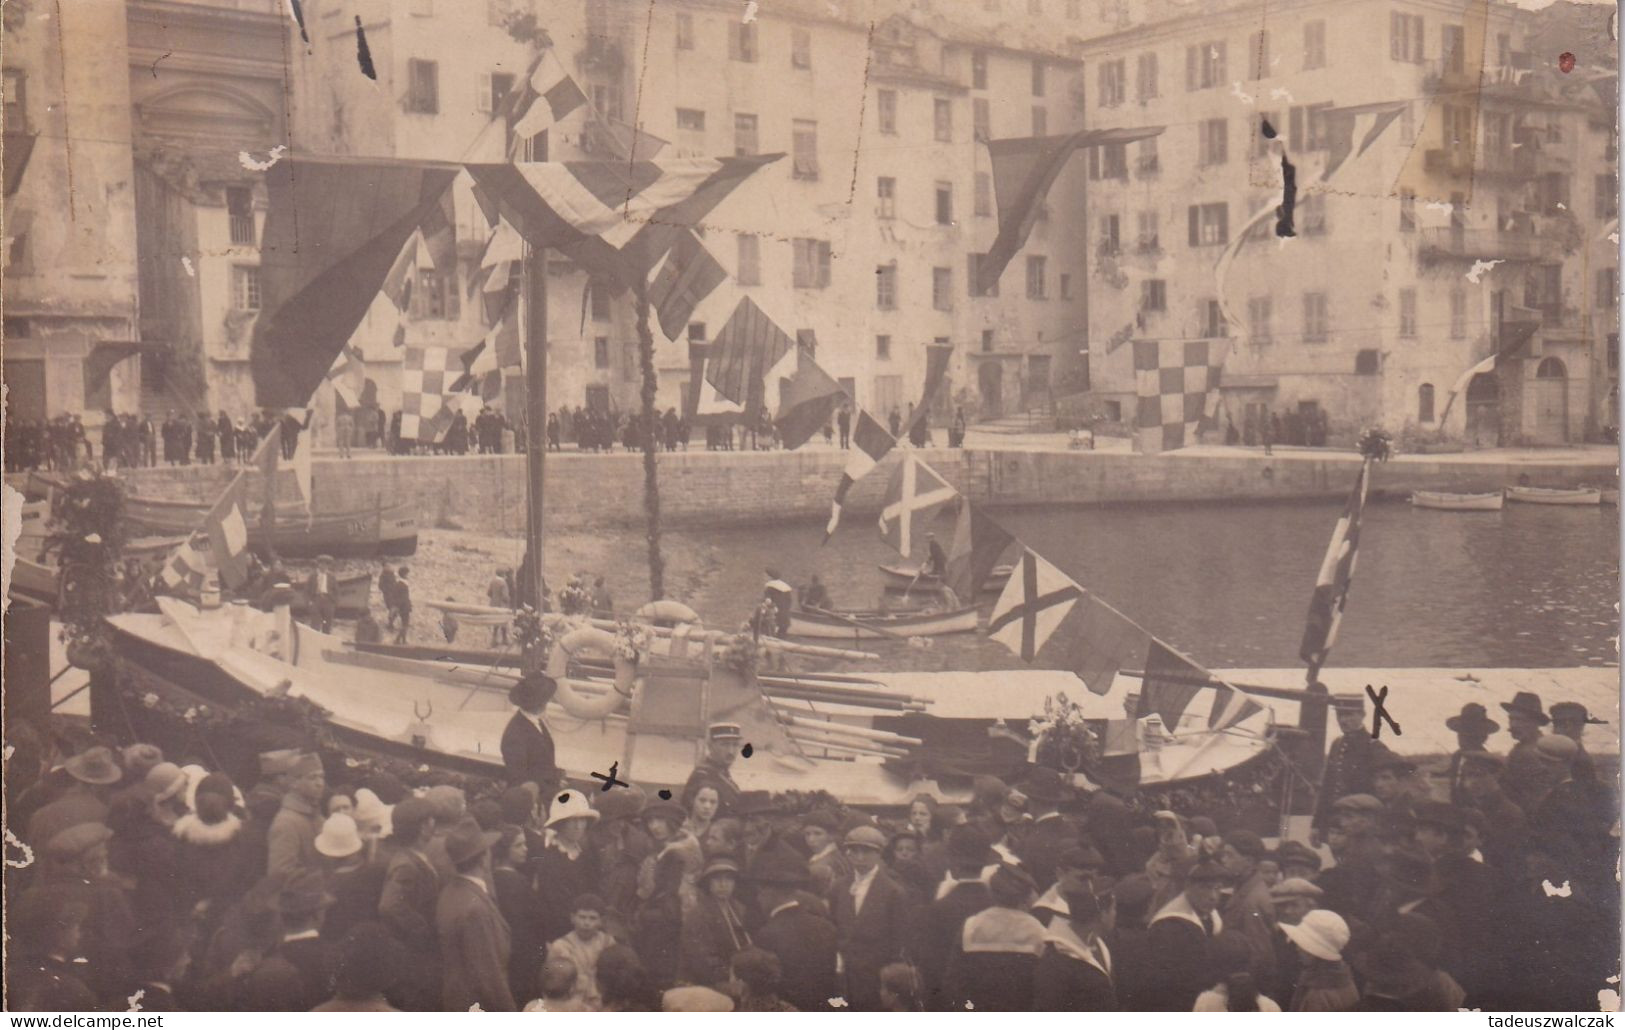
[878,563,1013,592]
[1505,486,1602,506]
[1410,490,1505,512]
[789,605,980,639]
[122,493,418,556]
[289,572,373,618]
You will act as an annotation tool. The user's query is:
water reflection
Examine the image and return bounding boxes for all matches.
[675,498,1620,672]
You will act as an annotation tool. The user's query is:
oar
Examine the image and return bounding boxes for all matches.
[807,605,912,643]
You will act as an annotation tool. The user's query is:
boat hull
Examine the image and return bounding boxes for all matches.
[10,556,59,604]
[789,606,979,639]
[1411,491,1505,511]
[122,494,418,556]
[878,563,1012,592]
[1506,486,1602,506]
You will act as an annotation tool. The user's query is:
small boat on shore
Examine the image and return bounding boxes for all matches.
[789,605,980,639]
[879,563,1013,592]
[1411,490,1505,512]
[1505,486,1602,506]
[122,493,418,556]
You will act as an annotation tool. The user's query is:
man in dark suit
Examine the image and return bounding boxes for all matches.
[244,873,336,1011]
[1313,692,1393,836]
[917,824,996,1010]
[436,823,516,1012]
[751,850,838,1012]
[500,674,560,796]
[829,826,914,1010]
[304,555,339,633]
[377,796,442,1010]
[1144,857,1227,1011]
[1439,703,1498,806]
[1014,768,1077,892]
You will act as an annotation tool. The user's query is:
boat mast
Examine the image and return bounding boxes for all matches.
[522,132,549,612]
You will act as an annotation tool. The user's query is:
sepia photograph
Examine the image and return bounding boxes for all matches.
[0,0,1619,1015]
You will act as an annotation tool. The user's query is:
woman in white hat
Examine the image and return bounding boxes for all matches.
[535,790,602,944]
[1281,909,1358,1011]
[317,813,379,945]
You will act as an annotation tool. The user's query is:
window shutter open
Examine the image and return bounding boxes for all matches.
[1186,45,1198,90]
[1188,205,1200,246]
[477,72,493,113]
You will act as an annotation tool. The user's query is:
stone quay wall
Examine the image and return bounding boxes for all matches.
[82,446,1619,533]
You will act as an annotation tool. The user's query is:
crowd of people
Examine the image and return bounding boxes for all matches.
[3,410,313,473]
[4,675,1614,1013]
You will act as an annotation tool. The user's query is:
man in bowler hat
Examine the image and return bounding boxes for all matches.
[501,673,560,796]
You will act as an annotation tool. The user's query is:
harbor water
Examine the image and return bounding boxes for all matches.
[674,497,1621,673]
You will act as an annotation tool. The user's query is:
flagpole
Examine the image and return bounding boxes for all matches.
[521,133,549,615]
[633,287,666,601]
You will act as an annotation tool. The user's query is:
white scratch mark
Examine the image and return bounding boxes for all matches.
[1610,232,1619,245]
[2,744,13,762]
[468,1003,485,1012]
[1556,202,1567,211]
[742,0,759,22]
[1542,878,1573,897]
[1466,259,1503,284]
[1,480,22,616]
[127,989,146,1012]
[181,256,195,277]
[1230,82,1255,105]
[240,145,288,172]
[1424,201,1454,213]
[827,997,849,1008]
[966,1000,976,1010]
[1599,988,1621,1012]
[1608,975,1620,985]
[1269,87,1294,103]
[5,828,35,869]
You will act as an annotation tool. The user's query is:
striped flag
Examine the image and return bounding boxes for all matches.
[381,235,419,349]
[773,347,846,451]
[704,296,795,417]
[943,498,1015,602]
[877,455,957,558]
[1135,638,1216,731]
[824,410,896,539]
[648,230,726,342]
[1133,338,1229,453]
[507,49,587,140]
[464,154,781,293]
[987,549,1083,662]
[1299,460,1372,676]
[1436,320,1538,427]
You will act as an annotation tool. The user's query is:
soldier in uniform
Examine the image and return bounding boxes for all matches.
[1311,693,1393,837]
[682,724,744,817]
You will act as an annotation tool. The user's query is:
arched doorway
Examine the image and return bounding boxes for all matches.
[1465,372,1500,447]
[978,361,1004,417]
[1532,357,1569,444]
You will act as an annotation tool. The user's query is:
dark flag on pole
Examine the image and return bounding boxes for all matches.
[705,296,795,418]
[976,126,1163,295]
[774,348,847,450]
[648,229,727,341]
[1299,460,1372,676]
[906,343,954,435]
[943,498,1015,603]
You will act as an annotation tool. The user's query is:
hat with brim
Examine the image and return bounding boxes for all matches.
[509,673,558,711]
[1535,734,1580,763]
[642,799,687,826]
[1269,877,1325,901]
[707,723,743,742]
[1445,703,1499,735]
[1332,793,1382,814]
[443,824,502,867]
[143,762,189,803]
[64,746,123,786]
[315,813,365,858]
[748,850,811,888]
[545,790,601,828]
[842,826,887,852]
[1281,909,1351,962]
[1500,691,1550,725]
[1550,701,1608,726]
[1330,693,1365,713]
[1018,766,1075,804]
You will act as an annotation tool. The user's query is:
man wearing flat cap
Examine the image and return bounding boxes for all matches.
[501,672,560,797]
[1499,691,1550,811]
[1312,692,1394,837]
[267,752,327,880]
[830,825,913,1010]
[1440,703,1499,807]
[682,723,744,817]
[436,821,516,1011]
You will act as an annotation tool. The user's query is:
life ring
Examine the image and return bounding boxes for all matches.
[634,600,702,627]
[546,627,638,719]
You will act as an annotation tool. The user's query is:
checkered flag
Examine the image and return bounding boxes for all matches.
[160,536,209,596]
[400,346,459,444]
[1133,339,1230,453]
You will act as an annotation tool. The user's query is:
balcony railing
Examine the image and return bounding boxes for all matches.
[1423,57,1477,92]
[1417,227,1563,263]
